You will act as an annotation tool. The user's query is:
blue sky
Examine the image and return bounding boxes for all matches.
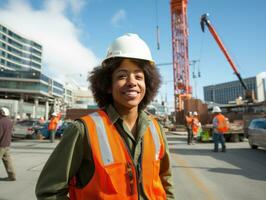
[0,0,266,110]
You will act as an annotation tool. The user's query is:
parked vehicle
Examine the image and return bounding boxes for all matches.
[33,120,71,139]
[247,118,266,149]
[13,119,41,139]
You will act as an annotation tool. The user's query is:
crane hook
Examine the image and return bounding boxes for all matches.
[200,13,210,32]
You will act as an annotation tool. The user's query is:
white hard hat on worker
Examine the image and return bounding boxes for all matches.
[212,106,221,113]
[193,111,198,116]
[51,112,57,117]
[102,33,153,64]
[0,107,10,116]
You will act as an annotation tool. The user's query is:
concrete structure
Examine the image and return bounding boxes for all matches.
[204,72,266,104]
[72,87,96,109]
[0,23,65,119]
[63,77,97,109]
[0,23,98,118]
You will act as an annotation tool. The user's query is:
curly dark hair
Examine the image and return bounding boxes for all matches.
[88,57,161,110]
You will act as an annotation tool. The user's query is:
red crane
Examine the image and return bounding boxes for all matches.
[170,0,191,112]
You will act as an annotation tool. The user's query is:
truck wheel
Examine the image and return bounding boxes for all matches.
[230,134,239,142]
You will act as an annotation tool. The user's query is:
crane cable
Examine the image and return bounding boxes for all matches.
[197,30,205,77]
[155,0,160,50]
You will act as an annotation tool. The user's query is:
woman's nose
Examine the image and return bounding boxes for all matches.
[127,74,137,86]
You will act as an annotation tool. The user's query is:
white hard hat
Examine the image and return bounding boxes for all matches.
[0,107,10,116]
[51,112,57,117]
[188,111,192,116]
[193,111,198,116]
[212,106,221,113]
[103,33,153,63]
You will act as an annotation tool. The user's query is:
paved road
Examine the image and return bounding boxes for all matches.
[0,133,266,200]
[167,132,266,200]
[0,139,58,200]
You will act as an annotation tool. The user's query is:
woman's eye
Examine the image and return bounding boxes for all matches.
[135,74,144,80]
[117,74,127,79]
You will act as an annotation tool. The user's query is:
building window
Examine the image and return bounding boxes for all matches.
[1,50,6,57]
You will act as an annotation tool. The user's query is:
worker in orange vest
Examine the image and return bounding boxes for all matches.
[36,33,175,200]
[212,106,229,152]
[48,112,59,143]
[185,111,193,145]
[191,111,200,143]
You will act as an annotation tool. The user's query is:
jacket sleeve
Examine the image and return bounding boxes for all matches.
[35,121,86,200]
[158,123,176,200]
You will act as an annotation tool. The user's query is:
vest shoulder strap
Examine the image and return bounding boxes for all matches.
[81,110,115,165]
[148,117,165,160]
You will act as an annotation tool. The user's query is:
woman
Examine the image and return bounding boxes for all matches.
[36,33,175,200]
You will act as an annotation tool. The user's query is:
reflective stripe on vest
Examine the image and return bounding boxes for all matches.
[90,112,114,165]
[69,110,166,200]
[148,120,161,160]
[90,112,161,164]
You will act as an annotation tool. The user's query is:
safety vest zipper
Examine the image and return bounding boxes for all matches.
[139,139,149,200]
[120,136,140,200]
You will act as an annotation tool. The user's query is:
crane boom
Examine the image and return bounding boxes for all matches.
[200,13,255,102]
[200,13,248,91]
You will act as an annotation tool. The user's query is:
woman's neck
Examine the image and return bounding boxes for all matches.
[114,105,139,136]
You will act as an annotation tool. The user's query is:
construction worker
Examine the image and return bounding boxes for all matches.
[16,115,21,121]
[39,116,45,124]
[212,106,228,152]
[185,111,193,145]
[48,112,59,143]
[191,111,200,143]
[36,33,175,199]
[0,107,16,181]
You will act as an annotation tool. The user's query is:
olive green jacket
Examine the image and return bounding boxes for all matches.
[35,105,175,200]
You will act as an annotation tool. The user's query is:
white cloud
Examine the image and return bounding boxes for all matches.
[111,9,126,27]
[0,0,98,86]
[69,0,88,14]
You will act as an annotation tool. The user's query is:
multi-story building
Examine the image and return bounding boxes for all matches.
[0,24,42,72]
[204,72,266,104]
[0,23,65,119]
[72,87,96,109]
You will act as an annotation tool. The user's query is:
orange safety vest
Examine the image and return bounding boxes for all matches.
[69,110,166,200]
[214,113,229,133]
[48,117,59,131]
[192,117,200,135]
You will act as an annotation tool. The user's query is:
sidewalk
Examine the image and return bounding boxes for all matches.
[0,139,59,200]
[166,130,188,136]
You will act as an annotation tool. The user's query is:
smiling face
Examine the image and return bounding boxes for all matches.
[111,59,146,113]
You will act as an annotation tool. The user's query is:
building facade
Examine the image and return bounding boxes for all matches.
[204,72,266,104]
[0,24,42,72]
[0,23,65,119]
